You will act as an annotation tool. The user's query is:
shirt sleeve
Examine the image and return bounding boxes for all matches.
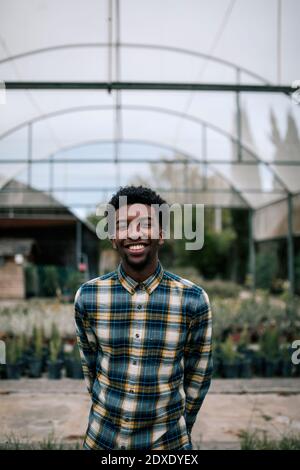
[183,288,213,433]
[74,286,98,397]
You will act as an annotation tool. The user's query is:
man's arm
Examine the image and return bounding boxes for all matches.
[183,288,213,434]
[74,286,98,397]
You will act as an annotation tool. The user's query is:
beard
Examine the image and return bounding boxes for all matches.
[123,249,151,270]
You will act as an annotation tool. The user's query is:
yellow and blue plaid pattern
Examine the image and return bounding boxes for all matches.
[74,260,213,450]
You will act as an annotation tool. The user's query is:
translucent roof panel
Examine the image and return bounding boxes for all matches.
[0,0,299,215]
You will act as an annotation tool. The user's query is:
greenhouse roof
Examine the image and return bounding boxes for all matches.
[0,0,300,213]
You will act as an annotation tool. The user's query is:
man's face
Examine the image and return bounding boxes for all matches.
[111,203,164,269]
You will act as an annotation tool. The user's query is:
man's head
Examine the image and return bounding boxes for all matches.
[107,185,168,271]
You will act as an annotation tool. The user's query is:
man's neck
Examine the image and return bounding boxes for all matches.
[121,256,159,282]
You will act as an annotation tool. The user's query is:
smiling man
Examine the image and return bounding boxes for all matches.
[74,185,213,451]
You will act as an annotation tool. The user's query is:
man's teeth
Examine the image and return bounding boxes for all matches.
[128,244,145,250]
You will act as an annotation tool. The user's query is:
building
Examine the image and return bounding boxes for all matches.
[0,178,100,299]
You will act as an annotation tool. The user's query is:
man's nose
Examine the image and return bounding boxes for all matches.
[127,222,140,239]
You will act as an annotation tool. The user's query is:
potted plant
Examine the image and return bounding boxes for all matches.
[280,344,294,377]
[6,337,23,379]
[28,326,44,378]
[64,342,84,379]
[237,328,252,378]
[47,324,63,379]
[260,327,281,377]
[220,336,241,378]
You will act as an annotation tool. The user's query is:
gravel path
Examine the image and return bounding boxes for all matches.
[0,378,299,450]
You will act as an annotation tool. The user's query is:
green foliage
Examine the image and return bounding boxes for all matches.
[49,323,61,362]
[259,327,280,359]
[240,430,300,450]
[6,337,23,365]
[219,336,240,363]
[72,343,81,361]
[25,263,39,297]
[65,271,84,299]
[32,325,44,358]
[39,266,60,297]
[255,249,279,291]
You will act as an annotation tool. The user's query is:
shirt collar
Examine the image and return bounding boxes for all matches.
[117,260,164,295]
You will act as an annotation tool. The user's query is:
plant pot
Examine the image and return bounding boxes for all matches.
[252,355,264,376]
[212,357,221,378]
[0,364,7,379]
[6,363,21,379]
[28,358,43,378]
[47,360,63,379]
[64,358,73,378]
[70,360,84,379]
[264,358,280,377]
[222,361,240,378]
[280,359,293,377]
[239,358,252,378]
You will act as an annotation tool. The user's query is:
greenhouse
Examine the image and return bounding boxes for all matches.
[0,0,300,452]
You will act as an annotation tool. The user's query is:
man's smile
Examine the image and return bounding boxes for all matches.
[124,241,150,255]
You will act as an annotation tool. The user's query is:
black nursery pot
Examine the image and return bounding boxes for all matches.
[71,360,84,379]
[47,360,63,379]
[280,359,293,377]
[239,358,252,378]
[28,357,43,378]
[6,363,21,379]
[252,355,264,376]
[222,361,240,378]
[64,357,73,378]
[264,358,281,377]
[212,357,221,378]
[0,364,7,379]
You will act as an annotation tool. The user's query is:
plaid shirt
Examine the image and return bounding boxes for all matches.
[74,260,213,450]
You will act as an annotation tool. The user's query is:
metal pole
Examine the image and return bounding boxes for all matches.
[49,154,53,195]
[202,124,207,190]
[287,193,295,295]
[248,208,256,291]
[27,123,32,186]
[236,68,242,162]
[76,220,82,269]
[5,82,295,93]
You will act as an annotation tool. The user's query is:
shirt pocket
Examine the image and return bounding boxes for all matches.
[149,327,185,363]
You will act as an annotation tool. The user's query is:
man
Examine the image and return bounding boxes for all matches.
[74,185,213,450]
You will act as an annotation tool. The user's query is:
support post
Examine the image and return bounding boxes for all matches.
[27,123,32,186]
[76,220,82,269]
[287,193,295,295]
[248,208,256,292]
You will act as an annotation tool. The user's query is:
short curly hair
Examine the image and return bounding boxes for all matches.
[106,185,169,232]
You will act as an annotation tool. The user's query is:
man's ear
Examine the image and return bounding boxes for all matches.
[158,227,165,246]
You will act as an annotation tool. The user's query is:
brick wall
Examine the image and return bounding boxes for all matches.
[0,257,25,299]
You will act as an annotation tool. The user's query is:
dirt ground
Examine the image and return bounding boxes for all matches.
[0,378,299,449]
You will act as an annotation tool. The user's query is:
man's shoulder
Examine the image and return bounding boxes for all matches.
[163,269,208,298]
[77,269,118,293]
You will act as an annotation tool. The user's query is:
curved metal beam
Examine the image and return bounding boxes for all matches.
[0,103,289,193]
[0,42,269,85]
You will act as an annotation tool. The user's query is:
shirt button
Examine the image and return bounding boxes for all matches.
[137,304,142,309]
[121,445,126,449]
[130,389,134,393]
[133,360,137,365]
[125,417,130,422]
[135,333,140,338]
